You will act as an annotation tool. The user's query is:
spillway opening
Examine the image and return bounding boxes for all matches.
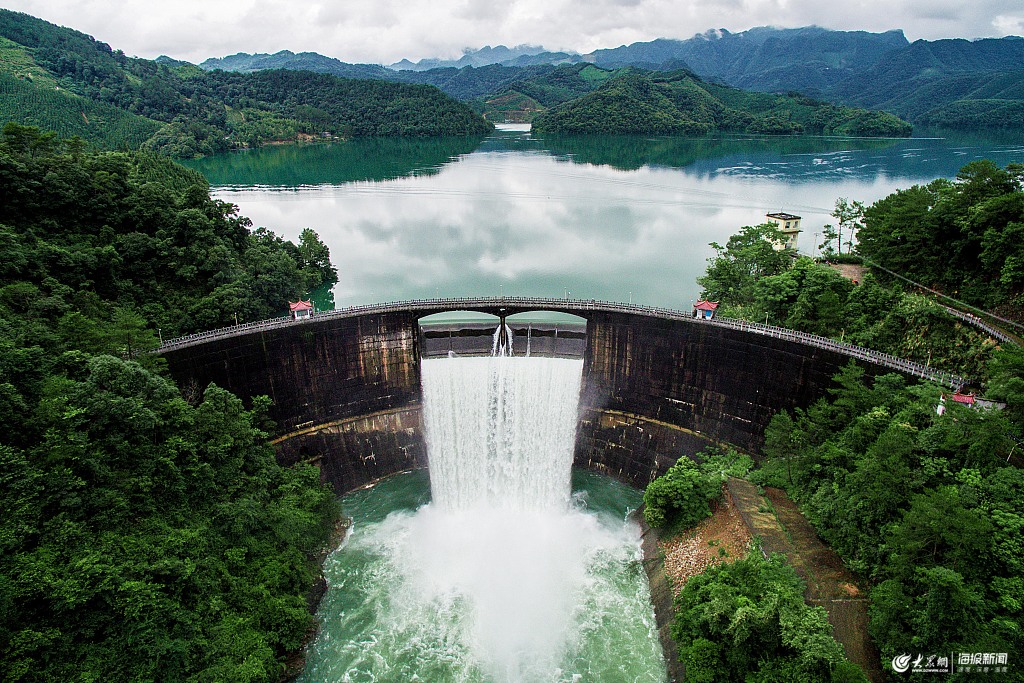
[418,311,587,359]
[298,355,665,682]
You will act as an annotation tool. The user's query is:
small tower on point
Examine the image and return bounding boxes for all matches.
[766,212,802,251]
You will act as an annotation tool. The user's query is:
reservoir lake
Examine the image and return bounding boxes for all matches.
[184,126,1024,312]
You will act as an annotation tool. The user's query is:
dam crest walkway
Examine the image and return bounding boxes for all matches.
[157,296,967,389]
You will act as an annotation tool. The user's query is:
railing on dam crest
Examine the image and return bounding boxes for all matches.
[157,297,968,389]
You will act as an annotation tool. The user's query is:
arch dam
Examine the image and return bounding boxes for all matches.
[158,297,965,494]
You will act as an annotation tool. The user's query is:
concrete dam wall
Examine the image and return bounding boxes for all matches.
[160,301,938,493]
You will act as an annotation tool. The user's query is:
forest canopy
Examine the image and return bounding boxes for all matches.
[530,70,912,137]
[0,124,340,681]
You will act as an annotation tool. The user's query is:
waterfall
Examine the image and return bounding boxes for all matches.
[415,355,614,681]
[491,323,514,356]
[421,356,582,512]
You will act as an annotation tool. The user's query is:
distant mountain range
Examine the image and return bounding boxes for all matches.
[387,44,580,71]
[199,27,1024,130]
[199,51,392,80]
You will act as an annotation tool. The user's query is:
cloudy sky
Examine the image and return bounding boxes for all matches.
[4,0,1023,65]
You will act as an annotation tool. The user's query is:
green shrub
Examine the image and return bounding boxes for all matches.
[643,456,722,528]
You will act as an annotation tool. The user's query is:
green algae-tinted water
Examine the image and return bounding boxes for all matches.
[297,469,665,683]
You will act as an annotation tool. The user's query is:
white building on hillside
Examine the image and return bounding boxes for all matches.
[766,212,801,251]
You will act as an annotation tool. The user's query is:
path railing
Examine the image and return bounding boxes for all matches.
[940,305,1019,344]
[156,297,967,388]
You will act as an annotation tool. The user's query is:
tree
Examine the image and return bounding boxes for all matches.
[673,552,865,683]
[697,223,793,306]
[297,228,338,289]
[832,197,864,255]
[819,224,839,258]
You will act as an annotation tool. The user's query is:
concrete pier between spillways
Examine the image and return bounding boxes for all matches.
[159,300,941,494]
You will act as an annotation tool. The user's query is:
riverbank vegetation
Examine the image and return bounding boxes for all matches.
[755,362,1024,679]
[661,157,1024,680]
[675,552,868,682]
[0,9,492,157]
[642,448,751,531]
[644,451,866,682]
[0,124,340,681]
[856,160,1024,316]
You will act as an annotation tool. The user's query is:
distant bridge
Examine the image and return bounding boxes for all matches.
[158,296,967,388]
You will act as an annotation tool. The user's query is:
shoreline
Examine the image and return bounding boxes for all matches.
[279,515,352,682]
[637,511,686,683]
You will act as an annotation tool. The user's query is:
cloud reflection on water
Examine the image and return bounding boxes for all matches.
[208,132,1024,310]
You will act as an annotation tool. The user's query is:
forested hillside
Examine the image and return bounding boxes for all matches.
[0,124,342,680]
[857,161,1024,314]
[530,69,911,137]
[696,161,1024,379]
[756,363,1024,679]
[200,50,391,79]
[830,38,1024,129]
[0,9,492,157]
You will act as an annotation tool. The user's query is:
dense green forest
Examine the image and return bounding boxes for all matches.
[0,124,341,681]
[830,39,1024,129]
[652,158,1024,680]
[856,160,1024,314]
[530,69,911,136]
[674,552,868,682]
[199,51,560,103]
[642,452,867,681]
[757,363,1024,681]
[475,63,622,122]
[0,9,492,157]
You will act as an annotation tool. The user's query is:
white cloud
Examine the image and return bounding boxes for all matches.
[3,0,1022,65]
[993,14,1024,36]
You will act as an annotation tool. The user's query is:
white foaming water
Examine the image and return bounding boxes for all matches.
[421,356,581,512]
[412,356,614,680]
[491,323,515,356]
[299,356,665,683]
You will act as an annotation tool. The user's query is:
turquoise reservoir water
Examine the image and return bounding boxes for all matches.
[184,127,1024,311]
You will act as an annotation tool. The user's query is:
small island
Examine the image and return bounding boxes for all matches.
[530,68,912,137]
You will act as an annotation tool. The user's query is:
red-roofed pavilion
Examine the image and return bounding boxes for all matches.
[289,299,314,320]
[693,300,719,320]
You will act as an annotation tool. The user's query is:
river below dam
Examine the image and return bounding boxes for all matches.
[296,357,665,683]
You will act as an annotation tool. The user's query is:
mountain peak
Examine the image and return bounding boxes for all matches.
[696,28,730,41]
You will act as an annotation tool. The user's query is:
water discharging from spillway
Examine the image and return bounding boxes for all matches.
[298,356,666,682]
